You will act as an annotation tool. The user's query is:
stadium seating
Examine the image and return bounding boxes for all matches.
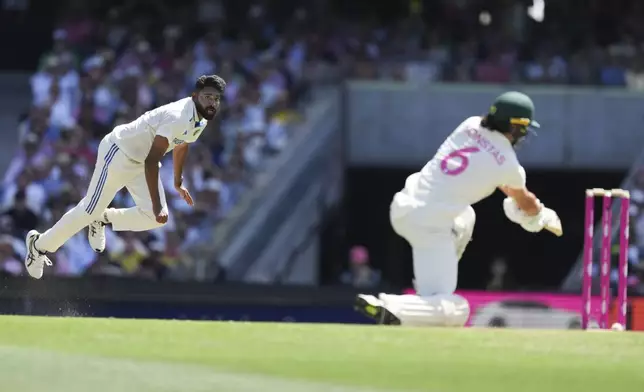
[0,7,304,279]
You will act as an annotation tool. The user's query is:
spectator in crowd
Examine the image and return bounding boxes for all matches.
[0,235,23,277]
[486,257,513,291]
[1,190,39,239]
[341,245,381,288]
[625,55,644,90]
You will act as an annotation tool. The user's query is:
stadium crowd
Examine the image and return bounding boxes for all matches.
[346,0,644,88]
[0,2,309,279]
[5,0,644,281]
[617,169,644,294]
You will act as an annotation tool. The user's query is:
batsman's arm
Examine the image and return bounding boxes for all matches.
[173,143,189,187]
[499,185,541,216]
[144,136,169,212]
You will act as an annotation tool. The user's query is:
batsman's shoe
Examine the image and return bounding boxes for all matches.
[24,230,52,279]
[88,220,106,252]
[354,294,401,325]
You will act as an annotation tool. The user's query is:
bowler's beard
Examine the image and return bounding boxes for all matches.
[194,99,217,121]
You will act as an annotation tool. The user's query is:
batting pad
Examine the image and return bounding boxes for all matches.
[379,294,470,327]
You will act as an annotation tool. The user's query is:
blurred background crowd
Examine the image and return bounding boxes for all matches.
[0,0,314,279]
[618,170,644,294]
[3,0,644,285]
[342,0,644,87]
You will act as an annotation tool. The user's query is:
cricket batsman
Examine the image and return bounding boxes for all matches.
[355,91,559,327]
[24,75,225,279]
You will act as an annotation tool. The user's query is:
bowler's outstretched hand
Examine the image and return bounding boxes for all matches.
[176,185,194,207]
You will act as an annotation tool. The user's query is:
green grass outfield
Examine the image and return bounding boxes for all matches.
[0,316,642,392]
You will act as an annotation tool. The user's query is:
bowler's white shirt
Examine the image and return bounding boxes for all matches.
[392,116,526,228]
[109,97,207,162]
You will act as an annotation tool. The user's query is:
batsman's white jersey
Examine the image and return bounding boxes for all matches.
[390,116,525,296]
[35,97,207,254]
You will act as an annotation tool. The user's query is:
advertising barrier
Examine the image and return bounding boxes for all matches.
[0,278,375,324]
[629,297,644,331]
[0,298,371,324]
[2,277,643,329]
[460,291,587,329]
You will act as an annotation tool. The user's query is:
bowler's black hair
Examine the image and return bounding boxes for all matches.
[195,74,226,93]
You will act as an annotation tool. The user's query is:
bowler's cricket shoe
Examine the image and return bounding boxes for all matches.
[88,218,107,253]
[24,230,52,279]
[354,294,401,325]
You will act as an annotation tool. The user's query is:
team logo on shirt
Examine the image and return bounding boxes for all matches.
[173,138,186,145]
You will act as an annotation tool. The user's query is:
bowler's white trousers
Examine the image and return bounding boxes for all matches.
[390,197,475,297]
[36,134,168,253]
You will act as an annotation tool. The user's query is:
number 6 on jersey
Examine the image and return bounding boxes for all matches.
[440,147,480,176]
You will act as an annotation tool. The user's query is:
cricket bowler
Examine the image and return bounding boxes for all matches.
[355,91,559,327]
[24,74,226,279]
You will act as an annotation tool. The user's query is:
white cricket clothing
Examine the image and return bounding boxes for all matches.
[110,97,207,163]
[379,293,470,327]
[453,206,475,260]
[34,97,206,256]
[390,116,525,296]
[392,116,525,229]
[391,207,472,296]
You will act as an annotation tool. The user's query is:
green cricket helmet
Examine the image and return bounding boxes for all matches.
[488,91,540,145]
